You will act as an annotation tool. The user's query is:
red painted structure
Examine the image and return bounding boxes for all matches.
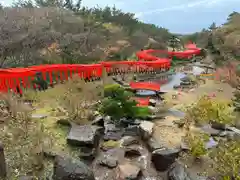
[129,82,160,91]
[0,43,201,94]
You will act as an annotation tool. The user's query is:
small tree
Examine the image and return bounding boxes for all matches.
[185,132,210,161]
[186,95,235,126]
[99,84,149,124]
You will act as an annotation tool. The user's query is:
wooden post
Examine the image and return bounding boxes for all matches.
[0,142,7,178]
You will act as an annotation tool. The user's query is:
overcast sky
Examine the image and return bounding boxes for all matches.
[2,0,240,34]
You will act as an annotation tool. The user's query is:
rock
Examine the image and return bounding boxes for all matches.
[104,131,123,141]
[98,148,125,167]
[173,85,181,89]
[180,141,190,151]
[147,115,165,120]
[235,120,240,129]
[219,130,235,137]
[139,121,154,140]
[180,81,191,86]
[43,150,58,159]
[168,163,191,180]
[173,119,185,128]
[57,118,71,126]
[201,125,221,136]
[31,113,48,119]
[104,123,121,132]
[123,125,140,136]
[120,118,139,126]
[79,147,96,161]
[121,136,139,146]
[168,163,208,180]
[107,148,125,161]
[149,99,157,106]
[124,146,142,158]
[18,176,34,180]
[67,124,102,147]
[168,109,185,118]
[210,121,226,130]
[226,126,240,136]
[151,148,180,171]
[91,115,104,127]
[97,151,118,168]
[147,137,165,152]
[117,163,141,180]
[101,140,120,151]
[52,156,95,180]
[180,76,191,82]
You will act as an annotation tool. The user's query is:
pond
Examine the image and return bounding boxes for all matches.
[136,66,205,95]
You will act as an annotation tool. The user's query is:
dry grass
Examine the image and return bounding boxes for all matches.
[0,75,108,178]
[57,75,102,124]
[0,93,44,178]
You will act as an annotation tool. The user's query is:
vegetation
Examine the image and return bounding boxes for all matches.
[99,84,150,124]
[185,95,235,126]
[180,92,240,179]
[182,12,240,65]
[59,75,101,124]
[0,93,44,178]
[210,139,240,180]
[0,0,172,68]
[185,132,210,159]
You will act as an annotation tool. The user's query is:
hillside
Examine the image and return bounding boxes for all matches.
[182,12,240,65]
[0,1,172,68]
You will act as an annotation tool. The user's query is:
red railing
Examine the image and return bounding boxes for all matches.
[0,44,201,94]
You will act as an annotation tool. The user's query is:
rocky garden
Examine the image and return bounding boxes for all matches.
[0,69,239,180]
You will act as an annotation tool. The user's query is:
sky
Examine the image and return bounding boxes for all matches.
[1,0,240,34]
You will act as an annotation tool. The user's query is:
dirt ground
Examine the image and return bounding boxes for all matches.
[152,79,235,149]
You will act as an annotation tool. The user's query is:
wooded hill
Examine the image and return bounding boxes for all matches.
[0,0,172,68]
[183,12,240,65]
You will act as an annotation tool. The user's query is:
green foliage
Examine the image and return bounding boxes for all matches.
[104,84,122,97]
[99,84,150,124]
[186,95,235,125]
[209,139,240,180]
[135,106,150,118]
[185,132,210,158]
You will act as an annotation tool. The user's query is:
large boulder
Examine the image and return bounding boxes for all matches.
[139,121,154,140]
[104,122,123,141]
[168,163,208,180]
[67,124,102,147]
[52,156,95,180]
[147,137,165,152]
[117,163,141,180]
[200,125,221,136]
[151,148,180,171]
[97,153,118,168]
[123,125,140,137]
[98,148,125,168]
[120,136,139,146]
